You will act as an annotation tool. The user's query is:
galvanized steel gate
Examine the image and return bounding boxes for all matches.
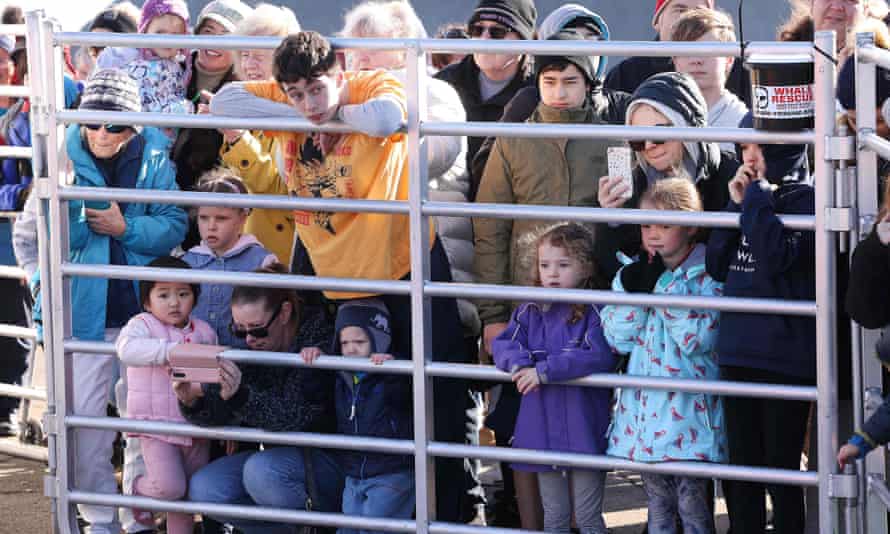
[6,7,885,533]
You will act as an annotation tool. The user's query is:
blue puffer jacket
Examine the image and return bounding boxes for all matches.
[335,370,412,479]
[65,124,187,341]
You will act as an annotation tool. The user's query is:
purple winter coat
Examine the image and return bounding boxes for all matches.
[492,302,618,472]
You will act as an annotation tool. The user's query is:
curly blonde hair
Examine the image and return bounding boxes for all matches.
[517,222,604,323]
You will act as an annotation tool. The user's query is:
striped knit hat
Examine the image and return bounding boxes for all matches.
[79,69,142,114]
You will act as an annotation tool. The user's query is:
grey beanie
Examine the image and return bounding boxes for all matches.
[334,298,392,354]
[79,68,142,114]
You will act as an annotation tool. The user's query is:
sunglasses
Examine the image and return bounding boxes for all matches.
[468,24,512,39]
[628,124,672,152]
[84,123,129,134]
[229,303,282,339]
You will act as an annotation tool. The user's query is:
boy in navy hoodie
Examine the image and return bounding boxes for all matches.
[301,299,414,532]
[706,112,815,534]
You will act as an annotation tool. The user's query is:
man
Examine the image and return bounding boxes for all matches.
[65,69,187,534]
[210,31,471,522]
[604,0,750,105]
[435,0,538,201]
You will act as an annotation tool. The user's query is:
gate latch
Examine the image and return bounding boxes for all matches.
[825,135,856,162]
[830,467,860,499]
[825,207,854,232]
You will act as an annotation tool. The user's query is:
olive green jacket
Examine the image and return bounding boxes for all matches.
[473,102,611,325]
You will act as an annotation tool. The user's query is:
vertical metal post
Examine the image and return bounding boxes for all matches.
[854,31,888,534]
[24,9,58,534]
[814,29,839,534]
[41,17,76,534]
[406,42,434,533]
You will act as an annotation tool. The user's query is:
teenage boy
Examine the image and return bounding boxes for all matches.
[473,29,612,531]
[605,0,750,104]
[671,7,748,152]
[209,30,470,522]
[435,0,538,201]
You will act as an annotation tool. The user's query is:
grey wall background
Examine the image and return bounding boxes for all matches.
[176,0,795,68]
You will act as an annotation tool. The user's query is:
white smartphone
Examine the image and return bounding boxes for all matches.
[607,146,634,201]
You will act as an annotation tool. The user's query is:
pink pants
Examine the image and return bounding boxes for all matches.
[134,437,209,534]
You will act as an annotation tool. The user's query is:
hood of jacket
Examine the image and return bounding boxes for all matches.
[736,113,810,186]
[627,72,721,184]
[538,4,610,79]
[187,234,268,264]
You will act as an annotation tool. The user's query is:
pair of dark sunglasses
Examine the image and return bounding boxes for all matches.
[84,123,128,134]
[468,24,512,39]
[628,124,672,152]
[229,303,282,339]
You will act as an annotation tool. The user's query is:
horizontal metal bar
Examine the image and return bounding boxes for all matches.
[63,340,816,401]
[424,202,816,231]
[0,85,31,98]
[0,440,48,462]
[423,122,815,144]
[0,145,33,159]
[61,264,411,296]
[0,24,25,37]
[859,45,890,71]
[425,362,818,401]
[66,415,416,454]
[870,475,890,510]
[54,32,813,57]
[0,324,37,340]
[60,186,409,214]
[429,523,528,534]
[426,281,818,316]
[0,383,46,402]
[58,109,361,134]
[0,211,19,219]
[68,491,416,532]
[860,132,890,161]
[429,442,819,487]
[0,265,26,280]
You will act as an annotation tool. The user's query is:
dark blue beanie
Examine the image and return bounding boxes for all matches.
[837,55,890,111]
[737,113,809,185]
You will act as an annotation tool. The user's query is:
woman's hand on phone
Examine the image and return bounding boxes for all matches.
[598,176,630,209]
[173,380,203,407]
[218,359,243,401]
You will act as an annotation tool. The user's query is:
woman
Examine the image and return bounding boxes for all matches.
[179,265,343,534]
[779,0,868,58]
[597,71,738,279]
[215,3,300,265]
[171,0,252,249]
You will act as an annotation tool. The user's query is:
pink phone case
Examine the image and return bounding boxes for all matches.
[169,366,221,384]
[168,344,225,384]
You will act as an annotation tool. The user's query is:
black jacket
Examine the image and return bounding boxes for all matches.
[470,83,633,192]
[435,54,534,201]
[846,228,890,330]
[335,371,412,478]
[604,40,751,106]
[707,182,816,380]
[179,309,336,433]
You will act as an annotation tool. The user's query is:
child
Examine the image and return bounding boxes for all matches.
[839,335,890,468]
[181,168,277,347]
[671,7,748,153]
[115,256,219,533]
[300,299,414,532]
[491,222,617,534]
[97,0,193,138]
[706,112,815,534]
[602,178,725,533]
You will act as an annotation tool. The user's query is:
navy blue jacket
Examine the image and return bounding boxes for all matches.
[335,370,412,479]
[706,181,816,379]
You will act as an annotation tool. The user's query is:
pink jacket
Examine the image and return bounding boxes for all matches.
[116,312,218,445]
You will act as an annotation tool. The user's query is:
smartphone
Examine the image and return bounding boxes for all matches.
[168,344,226,384]
[607,146,634,201]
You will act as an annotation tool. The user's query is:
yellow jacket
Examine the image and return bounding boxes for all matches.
[220,130,295,265]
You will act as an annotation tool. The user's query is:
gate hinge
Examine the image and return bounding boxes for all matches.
[829,472,860,499]
[825,135,857,161]
[41,413,57,435]
[43,474,56,498]
[35,177,51,199]
[825,207,854,232]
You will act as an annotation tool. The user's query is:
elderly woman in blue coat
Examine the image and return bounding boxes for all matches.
[66,69,187,534]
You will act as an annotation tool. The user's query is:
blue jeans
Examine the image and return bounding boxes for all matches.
[188,447,344,534]
[640,473,715,534]
[339,470,414,534]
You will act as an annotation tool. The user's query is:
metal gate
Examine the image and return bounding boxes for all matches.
[17,8,870,533]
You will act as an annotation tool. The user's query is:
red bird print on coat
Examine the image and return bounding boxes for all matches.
[672,433,685,449]
[671,407,685,421]
[654,429,667,439]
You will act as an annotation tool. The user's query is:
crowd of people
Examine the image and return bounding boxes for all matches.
[1,0,890,533]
